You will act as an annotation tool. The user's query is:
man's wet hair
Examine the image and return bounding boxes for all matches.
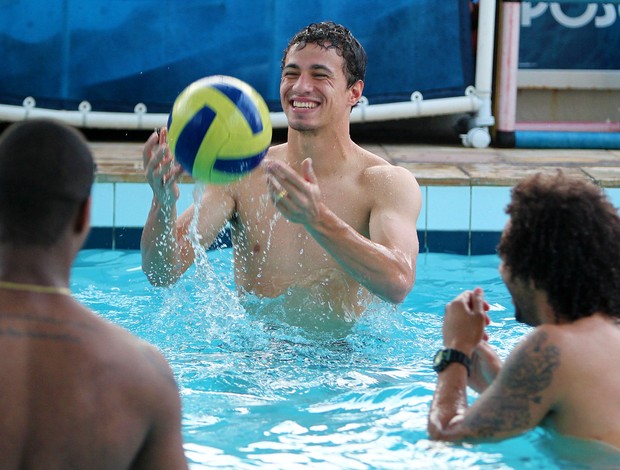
[498,171,620,320]
[0,119,94,246]
[282,21,367,88]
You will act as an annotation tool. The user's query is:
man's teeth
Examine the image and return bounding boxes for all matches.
[293,101,317,108]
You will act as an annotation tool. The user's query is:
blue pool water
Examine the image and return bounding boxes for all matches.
[71,249,608,469]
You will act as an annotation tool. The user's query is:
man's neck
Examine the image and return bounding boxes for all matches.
[286,127,354,173]
[0,245,72,289]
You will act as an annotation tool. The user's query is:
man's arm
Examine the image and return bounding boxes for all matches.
[141,130,235,286]
[266,158,421,303]
[141,197,235,287]
[429,327,561,441]
[141,129,189,286]
[468,340,503,393]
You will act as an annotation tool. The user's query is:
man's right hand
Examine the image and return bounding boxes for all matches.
[143,127,184,207]
[443,288,488,356]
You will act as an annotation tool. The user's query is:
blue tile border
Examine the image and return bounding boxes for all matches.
[422,230,469,254]
[84,227,233,251]
[84,227,501,255]
[420,230,499,255]
[88,183,508,255]
[471,231,502,255]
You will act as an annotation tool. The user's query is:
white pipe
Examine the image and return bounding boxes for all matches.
[350,95,480,123]
[475,0,495,94]
[0,94,481,130]
[472,0,496,128]
[0,103,166,129]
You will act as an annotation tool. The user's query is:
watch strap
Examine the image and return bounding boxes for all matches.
[433,348,471,376]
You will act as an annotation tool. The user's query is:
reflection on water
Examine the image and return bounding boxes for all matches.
[73,249,584,469]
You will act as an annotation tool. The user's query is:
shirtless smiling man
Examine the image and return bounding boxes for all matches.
[428,171,620,453]
[141,22,421,319]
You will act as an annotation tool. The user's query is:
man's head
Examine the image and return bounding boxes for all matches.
[282,21,367,89]
[0,119,94,247]
[498,171,620,322]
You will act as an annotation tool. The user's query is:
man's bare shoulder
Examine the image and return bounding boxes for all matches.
[357,146,418,183]
[506,315,620,393]
[535,313,620,345]
[0,301,179,412]
[540,313,620,367]
[231,143,287,192]
[356,148,421,210]
[23,299,176,389]
[366,160,419,184]
[69,304,179,390]
[501,326,562,385]
[266,142,288,159]
[511,316,620,446]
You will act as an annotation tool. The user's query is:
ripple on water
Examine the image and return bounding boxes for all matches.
[75,249,568,469]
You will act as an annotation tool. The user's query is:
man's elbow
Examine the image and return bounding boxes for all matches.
[427,421,442,441]
[427,419,464,442]
[142,264,181,287]
[385,285,410,304]
[384,271,414,304]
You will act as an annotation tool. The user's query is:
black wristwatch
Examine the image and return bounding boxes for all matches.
[433,348,471,376]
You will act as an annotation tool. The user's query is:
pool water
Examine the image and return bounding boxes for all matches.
[72,249,604,469]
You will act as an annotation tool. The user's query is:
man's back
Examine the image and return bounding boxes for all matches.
[0,292,187,469]
[546,313,620,447]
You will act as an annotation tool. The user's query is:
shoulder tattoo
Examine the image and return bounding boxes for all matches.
[465,331,560,438]
[0,312,93,343]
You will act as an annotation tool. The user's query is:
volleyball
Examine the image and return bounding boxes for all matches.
[166,75,272,184]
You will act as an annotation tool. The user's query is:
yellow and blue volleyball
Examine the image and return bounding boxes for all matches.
[167,75,272,184]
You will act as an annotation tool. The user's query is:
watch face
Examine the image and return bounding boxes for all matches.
[433,350,445,368]
[432,348,471,375]
[432,349,448,372]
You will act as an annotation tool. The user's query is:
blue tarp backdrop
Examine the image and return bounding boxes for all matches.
[0,0,474,113]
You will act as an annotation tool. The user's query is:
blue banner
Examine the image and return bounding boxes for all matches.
[519,2,620,69]
[0,0,474,113]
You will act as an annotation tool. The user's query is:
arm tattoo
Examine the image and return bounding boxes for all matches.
[465,331,560,438]
[502,332,560,396]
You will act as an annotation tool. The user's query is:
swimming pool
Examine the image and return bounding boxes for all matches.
[72,248,613,469]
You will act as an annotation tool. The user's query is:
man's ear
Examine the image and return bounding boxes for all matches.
[349,79,364,107]
[74,196,91,235]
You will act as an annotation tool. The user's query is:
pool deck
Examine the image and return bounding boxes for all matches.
[91,141,620,188]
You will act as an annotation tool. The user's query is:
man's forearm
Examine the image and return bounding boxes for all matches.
[141,199,184,286]
[469,342,503,393]
[305,207,415,304]
[428,363,470,441]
